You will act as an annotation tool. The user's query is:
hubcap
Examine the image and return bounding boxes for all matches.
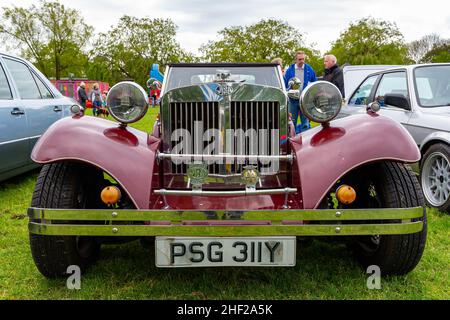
[422,152,450,207]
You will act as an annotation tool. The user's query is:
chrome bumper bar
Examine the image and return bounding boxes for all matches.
[28,207,425,237]
[153,187,297,196]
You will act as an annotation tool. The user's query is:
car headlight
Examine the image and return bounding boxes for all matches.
[106,82,148,124]
[300,81,342,123]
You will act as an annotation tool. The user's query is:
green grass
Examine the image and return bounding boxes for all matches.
[0,107,449,299]
[85,106,160,132]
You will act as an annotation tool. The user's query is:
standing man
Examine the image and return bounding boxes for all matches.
[284,51,317,133]
[77,82,88,108]
[323,54,344,97]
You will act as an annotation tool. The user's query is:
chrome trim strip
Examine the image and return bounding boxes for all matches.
[154,187,297,196]
[29,221,424,237]
[28,206,425,221]
[158,152,293,161]
[0,135,41,146]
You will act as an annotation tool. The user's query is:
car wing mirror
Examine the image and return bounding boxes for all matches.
[287,89,300,100]
[384,93,410,110]
[287,77,302,100]
[288,77,302,90]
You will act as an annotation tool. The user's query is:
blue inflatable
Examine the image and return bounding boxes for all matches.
[150,64,164,83]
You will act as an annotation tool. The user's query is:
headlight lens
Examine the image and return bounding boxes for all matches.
[300,81,342,123]
[106,82,148,124]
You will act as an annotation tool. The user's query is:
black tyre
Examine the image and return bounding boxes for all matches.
[29,162,104,278]
[346,162,427,275]
[420,143,450,213]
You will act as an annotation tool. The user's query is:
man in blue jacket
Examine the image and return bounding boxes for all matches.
[284,51,317,133]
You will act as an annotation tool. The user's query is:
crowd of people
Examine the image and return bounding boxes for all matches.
[272,52,344,133]
[76,82,109,117]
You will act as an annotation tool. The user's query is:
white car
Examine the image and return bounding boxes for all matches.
[343,65,400,99]
[340,63,450,213]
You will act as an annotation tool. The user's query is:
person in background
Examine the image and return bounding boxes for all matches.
[96,92,109,117]
[102,91,108,107]
[323,54,345,97]
[271,57,284,75]
[90,83,103,116]
[284,51,317,133]
[77,82,88,108]
[150,80,161,107]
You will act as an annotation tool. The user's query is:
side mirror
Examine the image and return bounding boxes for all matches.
[70,104,84,116]
[146,78,161,90]
[287,89,300,100]
[288,77,302,90]
[287,77,302,100]
[384,93,410,110]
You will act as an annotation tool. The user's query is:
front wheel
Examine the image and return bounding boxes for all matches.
[29,162,104,278]
[344,162,427,275]
[420,143,450,213]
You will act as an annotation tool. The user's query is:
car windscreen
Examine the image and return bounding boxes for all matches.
[414,65,450,108]
[166,66,281,91]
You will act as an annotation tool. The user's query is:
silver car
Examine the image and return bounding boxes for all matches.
[0,53,76,182]
[340,63,450,213]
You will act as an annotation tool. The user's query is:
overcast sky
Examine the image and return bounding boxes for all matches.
[1,0,449,55]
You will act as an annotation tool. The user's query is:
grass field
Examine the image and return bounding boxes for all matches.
[0,107,449,300]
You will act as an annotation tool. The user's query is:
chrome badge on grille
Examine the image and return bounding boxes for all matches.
[187,162,208,190]
[215,83,233,96]
[241,165,260,190]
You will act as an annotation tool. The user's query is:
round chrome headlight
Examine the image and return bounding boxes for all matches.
[106,82,148,124]
[300,81,342,123]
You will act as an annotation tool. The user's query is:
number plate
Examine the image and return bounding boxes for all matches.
[155,237,296,267]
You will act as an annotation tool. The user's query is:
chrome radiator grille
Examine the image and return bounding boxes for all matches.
[169,101,280,174]
[230,101,280,174]
[170,102,220,174]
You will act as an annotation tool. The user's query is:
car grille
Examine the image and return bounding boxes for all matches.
[169,101,279,174]
[230,101,280,174]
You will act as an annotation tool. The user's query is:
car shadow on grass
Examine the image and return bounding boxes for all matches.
[65,238,397,299]
[0,168,40,190]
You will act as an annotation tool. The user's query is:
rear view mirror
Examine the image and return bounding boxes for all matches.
[384,93,410,110]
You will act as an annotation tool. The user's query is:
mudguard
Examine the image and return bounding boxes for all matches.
[31,116,160,209]
[290,113,421,209]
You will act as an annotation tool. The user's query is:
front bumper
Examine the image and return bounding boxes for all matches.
[28,207,425,237]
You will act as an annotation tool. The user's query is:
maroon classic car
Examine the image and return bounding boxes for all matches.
[28,63,426,277]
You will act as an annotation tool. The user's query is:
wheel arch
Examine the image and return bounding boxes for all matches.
[31,116,161,209]
[419,132,450,159]
[290,113,421,209]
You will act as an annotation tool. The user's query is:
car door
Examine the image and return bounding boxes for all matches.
[3,57,63,161]
[372,70,412,125]
[340,74,380,117]
[0,58,29,175]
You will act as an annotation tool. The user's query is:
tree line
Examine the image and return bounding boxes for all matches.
[1,0,448,89]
